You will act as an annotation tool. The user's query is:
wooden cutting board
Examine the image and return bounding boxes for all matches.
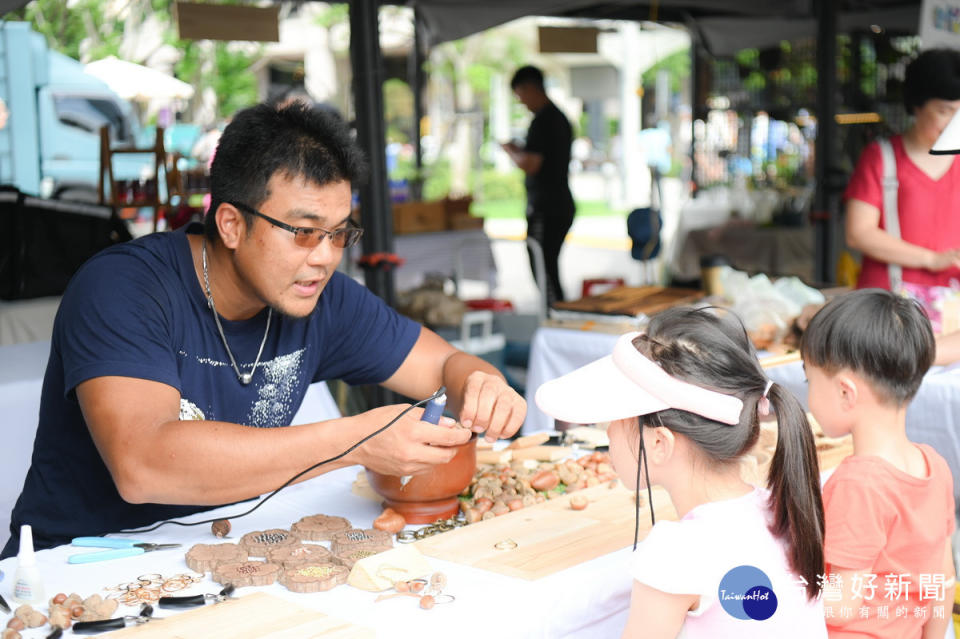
[105,592,373,638]
[552,286,702,316]
[414,483,677,580]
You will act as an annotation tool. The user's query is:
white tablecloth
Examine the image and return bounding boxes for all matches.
[524,328,619,434]
[0,465,633,638]
[0,297,61,346]
[0,340,342,552]
[525,326,960,513]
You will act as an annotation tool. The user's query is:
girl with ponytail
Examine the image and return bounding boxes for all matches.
[536,306,826,638]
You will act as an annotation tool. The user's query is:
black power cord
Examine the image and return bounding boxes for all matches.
[122,388,446,534]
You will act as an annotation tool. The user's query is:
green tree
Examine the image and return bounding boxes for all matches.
[12,0,260,120]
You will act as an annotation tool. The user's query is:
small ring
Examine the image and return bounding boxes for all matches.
[493,539,518,551]
[432,593,455,605]
[396,530,417,543]
[138,573,162,582]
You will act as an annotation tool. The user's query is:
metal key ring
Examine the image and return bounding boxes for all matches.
[432,594,455,604]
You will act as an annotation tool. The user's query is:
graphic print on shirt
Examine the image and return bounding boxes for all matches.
[179,398,205,421]
[248,348,306,427]
[183,347,307,427]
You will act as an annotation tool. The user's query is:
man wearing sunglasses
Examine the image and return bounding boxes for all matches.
[3,101,526,556]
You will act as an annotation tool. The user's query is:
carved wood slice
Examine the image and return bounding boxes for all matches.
[291,514,352,541]
[329,528,393,555]
[211,560,281,588]
[185,543,248,574]
[333,546,390,570]
[238,528,300,558]
[266,543,334,568]
[278,563,349,593]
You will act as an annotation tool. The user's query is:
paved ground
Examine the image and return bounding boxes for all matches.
[480,175,687,315]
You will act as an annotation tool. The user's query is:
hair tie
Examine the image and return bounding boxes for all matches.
[758,380,774,417]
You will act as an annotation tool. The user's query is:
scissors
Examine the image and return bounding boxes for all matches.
[68,537,181,564]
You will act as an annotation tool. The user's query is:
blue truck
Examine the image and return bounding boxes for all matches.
[0,21,147,202]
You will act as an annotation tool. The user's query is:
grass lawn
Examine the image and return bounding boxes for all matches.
[471,198,627,219]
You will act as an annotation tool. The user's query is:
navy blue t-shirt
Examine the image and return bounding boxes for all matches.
[2,224,419,558]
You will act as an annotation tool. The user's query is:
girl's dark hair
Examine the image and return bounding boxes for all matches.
[801,289,934,406]
[204,100,367,242]
[904,48,960,114]
[636,307,824,600]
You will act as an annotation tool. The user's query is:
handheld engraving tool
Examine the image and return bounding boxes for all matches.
[400,387,447,489]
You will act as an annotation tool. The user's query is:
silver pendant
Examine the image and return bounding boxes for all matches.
[240,373,253,385]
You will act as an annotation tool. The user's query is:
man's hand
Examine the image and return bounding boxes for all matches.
[349,404,472,476]
[457,371,526,442]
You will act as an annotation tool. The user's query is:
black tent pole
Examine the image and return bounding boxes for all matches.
[813,0,838,284]
[410,9,426,201]
[350,0,397,408]
[350,0,396,308]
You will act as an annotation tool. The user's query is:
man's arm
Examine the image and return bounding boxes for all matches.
[501,141,543,176]
[78,375,470,506]
[382,327,526,442]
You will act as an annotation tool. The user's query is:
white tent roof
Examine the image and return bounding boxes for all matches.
[84,56,195,102]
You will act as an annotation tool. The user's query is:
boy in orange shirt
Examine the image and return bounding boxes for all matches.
[802,289,956,638]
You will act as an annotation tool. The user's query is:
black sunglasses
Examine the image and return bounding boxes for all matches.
[230,201,364,249]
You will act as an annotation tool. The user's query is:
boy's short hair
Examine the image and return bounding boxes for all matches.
[801,289,934,405]
[510,65,545,91]
[904,48,960,114]
[204,101,366,242]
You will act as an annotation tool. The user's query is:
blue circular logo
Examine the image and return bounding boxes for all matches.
[718,565,778,621]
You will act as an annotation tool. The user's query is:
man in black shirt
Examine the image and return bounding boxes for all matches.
[502,65,576,307]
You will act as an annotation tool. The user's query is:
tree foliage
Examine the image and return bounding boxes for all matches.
[11,0,259,120]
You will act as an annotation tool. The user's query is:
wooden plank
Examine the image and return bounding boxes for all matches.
[552,286,703,317]
[415,484,676,580]
[175,2,280,42]
[107,592,372,638]
[759,350,801,369]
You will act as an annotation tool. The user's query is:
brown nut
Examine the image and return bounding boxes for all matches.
[212,519,231,538]
[70,606,85,619]
[570,495,589,511]
[419,594,435,609]
[5,618,24,632]
[52,593,67,605]
[530,470,559,491]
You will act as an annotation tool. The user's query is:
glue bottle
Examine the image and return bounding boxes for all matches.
[12,524,45,604]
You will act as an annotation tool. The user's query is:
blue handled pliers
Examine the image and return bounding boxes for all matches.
[68,537,181,564]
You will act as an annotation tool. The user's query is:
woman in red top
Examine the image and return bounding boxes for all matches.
[846,48,960,290]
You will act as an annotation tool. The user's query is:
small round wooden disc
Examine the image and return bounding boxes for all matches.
[239,528,300,558]
[329,528,393,555]
[212,560,281,588]
[291,514,352,541]
[185,543,248,574]
[267,543,334,568]
[279,563,349,593]
[332,547,389,570]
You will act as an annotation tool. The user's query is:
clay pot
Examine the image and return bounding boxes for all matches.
[366,435,477,524]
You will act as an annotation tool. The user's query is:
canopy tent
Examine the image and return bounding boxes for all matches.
[1,0,927,290]
[84,56,195,101]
